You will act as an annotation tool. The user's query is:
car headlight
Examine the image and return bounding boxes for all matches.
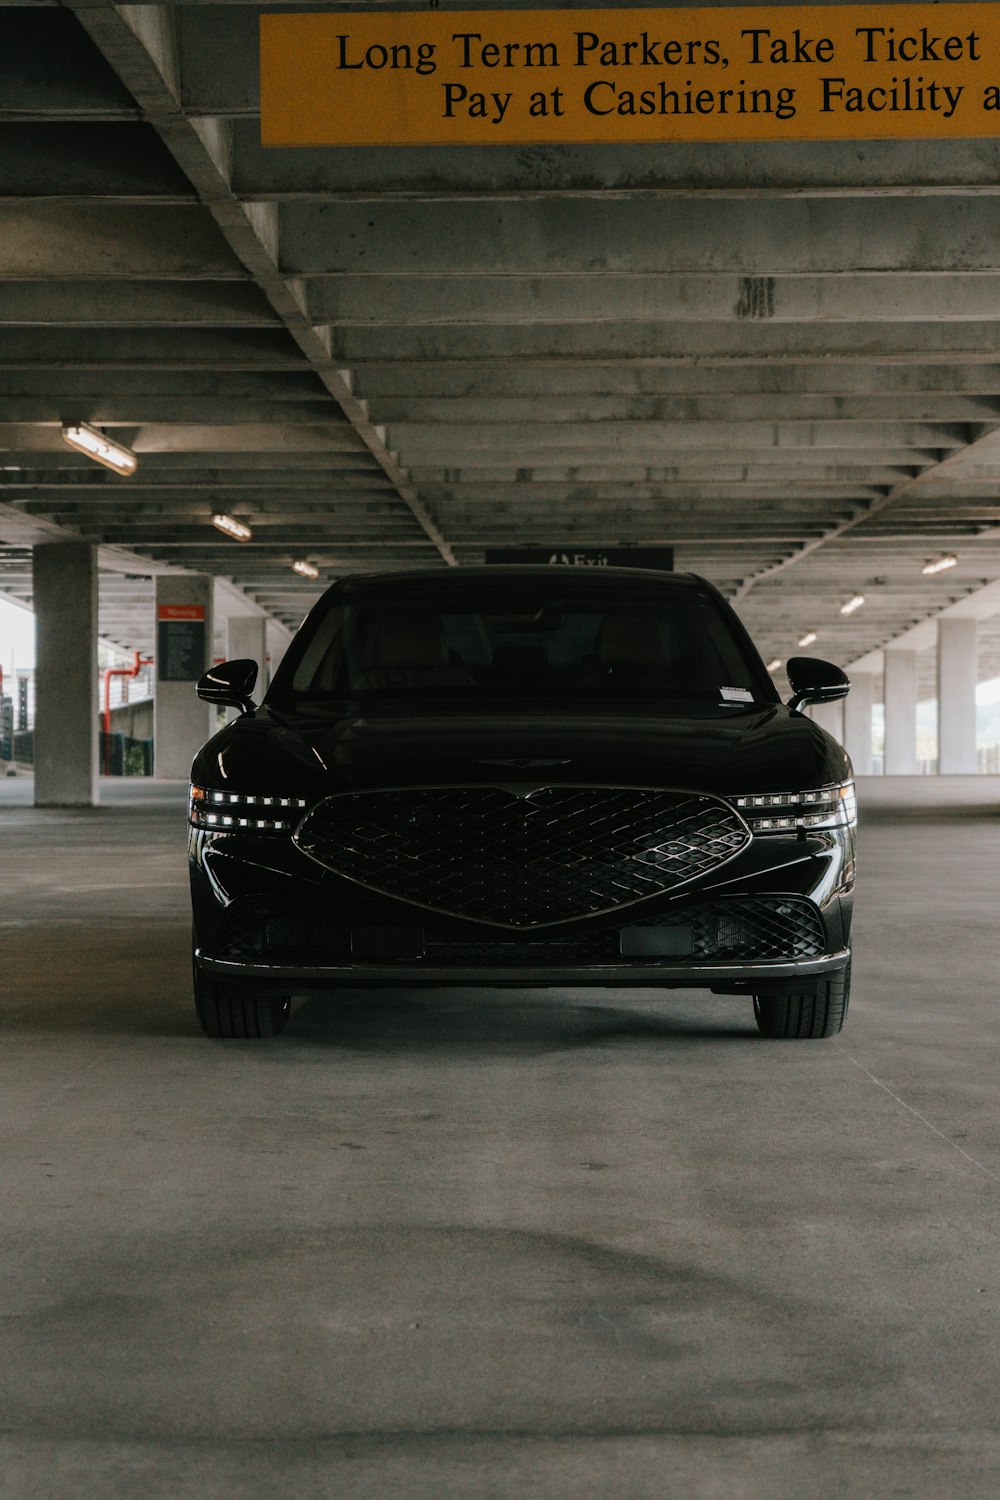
[730,780,856,834]
[189,785,309,832]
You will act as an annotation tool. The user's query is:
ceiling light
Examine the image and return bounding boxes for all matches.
[211,513,252,542]
[798,631,818,648]
[839,595,866,615]
[766,659,782,673]
[292,559,319,580]
[922,555,958,575]
[61,422,137,477]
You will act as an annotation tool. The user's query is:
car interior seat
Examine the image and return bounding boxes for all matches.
[588,611,674,687]
[353,610,475,691]
[487,642,550,686]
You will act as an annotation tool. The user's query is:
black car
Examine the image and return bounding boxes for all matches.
[189,567,855,1041]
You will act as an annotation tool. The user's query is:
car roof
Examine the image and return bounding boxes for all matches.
[335,565,708,595]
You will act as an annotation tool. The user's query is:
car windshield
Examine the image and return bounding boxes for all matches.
[272,579,772,706]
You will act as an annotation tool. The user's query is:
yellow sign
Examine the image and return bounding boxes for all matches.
[260,5,1000,146]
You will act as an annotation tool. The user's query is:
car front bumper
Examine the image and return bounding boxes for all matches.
[190,818,855,994]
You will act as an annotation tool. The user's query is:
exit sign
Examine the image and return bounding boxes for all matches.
[485,547,674,571]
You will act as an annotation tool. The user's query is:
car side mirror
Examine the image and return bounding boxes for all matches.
[785,656,850,713]
[196,658,258,715]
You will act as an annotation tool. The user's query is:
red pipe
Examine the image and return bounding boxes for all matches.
[102,651,152,735]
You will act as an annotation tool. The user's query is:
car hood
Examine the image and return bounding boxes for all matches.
[195,699,851,798]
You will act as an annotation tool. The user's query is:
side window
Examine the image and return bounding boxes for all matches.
[290,610,344,693]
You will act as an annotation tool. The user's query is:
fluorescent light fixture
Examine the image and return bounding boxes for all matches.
[798,631,818,648]
[292,559,320,580]
[766,658,782,673]
[922,555,958,575]
[839,594,866,615]
[61,422,137,477]
[211,513,252,542]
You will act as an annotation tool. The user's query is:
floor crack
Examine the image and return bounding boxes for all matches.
[833,1042,1000,1187]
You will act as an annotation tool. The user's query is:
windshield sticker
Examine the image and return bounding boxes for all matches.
[720,687,754,702]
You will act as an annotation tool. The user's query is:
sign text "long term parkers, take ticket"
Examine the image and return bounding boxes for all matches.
[260,6,1000,145]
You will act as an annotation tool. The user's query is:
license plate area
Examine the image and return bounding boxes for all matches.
[620,924,694,958]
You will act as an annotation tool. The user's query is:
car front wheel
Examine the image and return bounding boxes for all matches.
[193,964,291,1039]
[753,960,851,1040]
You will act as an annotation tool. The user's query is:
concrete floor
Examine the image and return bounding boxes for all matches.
[1,775,998,1499]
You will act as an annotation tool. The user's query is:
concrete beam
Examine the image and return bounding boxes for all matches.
[0,123,192,199]
[302,274,1000,329]
[387,421,966,452]
[0,400,342,426]
[898,477,1000,496]
[352,363,1000,400]
[410,472,909,492]
[365,395,1000,426]
[0,282,279,327]
[16,496,406,518]
[329,322,1000,365]
[10,487,394,510]
[0,371,329,400]
[420,499,884,519]
[0,419,361,454]
[0,396,344,426]
[128,422,367,454]
[0,203,244,278]
[229,126,1000,198]
[0,448,399,474]
[281,198,1000,277]
[0,326,308,368]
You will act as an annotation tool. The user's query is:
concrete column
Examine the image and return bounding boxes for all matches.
[32,541,98,807]
[938,618,978,774]
[154,574,214,780]
[266,619,288,685]
[809,699,844,742]
[883,648,918,775]
[843,670,873,775]
[227,616,268,695]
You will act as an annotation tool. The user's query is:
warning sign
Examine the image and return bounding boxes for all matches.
[157,605,206,683]
[260,4,1000,145]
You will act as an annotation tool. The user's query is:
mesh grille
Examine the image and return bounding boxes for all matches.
[422,897,825,965]
[294,785,750,928]
[218,903,351,965]
[216,895,824,968]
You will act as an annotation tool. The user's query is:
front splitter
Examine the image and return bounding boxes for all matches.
[195,948,850,989]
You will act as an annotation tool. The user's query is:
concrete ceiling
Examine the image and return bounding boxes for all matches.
[4,0,1000,680]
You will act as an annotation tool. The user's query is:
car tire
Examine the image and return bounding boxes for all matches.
[193,964,291,1039]
[753,959,851,1040]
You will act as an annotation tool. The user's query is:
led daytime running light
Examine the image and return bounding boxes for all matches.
[189,785,308,832]
[731,781,857,834]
